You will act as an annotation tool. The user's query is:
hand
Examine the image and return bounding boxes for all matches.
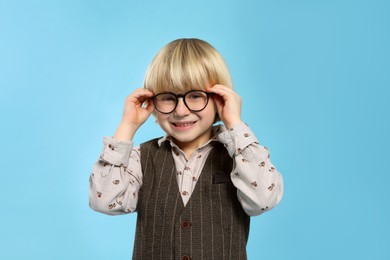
[207,84,242,129]
[114,88,155,141]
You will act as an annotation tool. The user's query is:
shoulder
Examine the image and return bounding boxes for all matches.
[139,137,173,167]
[140,137,167,153]
[140,137,161,146]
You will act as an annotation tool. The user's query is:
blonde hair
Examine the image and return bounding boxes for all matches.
[144,38,232,94]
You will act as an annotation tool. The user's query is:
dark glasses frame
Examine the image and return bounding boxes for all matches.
[151,90,211,114]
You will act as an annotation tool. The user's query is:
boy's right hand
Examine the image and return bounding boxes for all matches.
[114,88,155,141]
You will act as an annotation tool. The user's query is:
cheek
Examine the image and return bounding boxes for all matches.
[154,113,171,128]
[201,101,217,122]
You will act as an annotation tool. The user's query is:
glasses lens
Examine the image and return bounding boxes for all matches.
[185,91,208,111]
[154,93,176,113]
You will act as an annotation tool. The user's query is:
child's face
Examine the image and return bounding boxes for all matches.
[154,90,216,150]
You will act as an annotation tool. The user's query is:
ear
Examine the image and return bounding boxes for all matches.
[149,110,157,122]
[213,112,220,123]
[211,97,221,123]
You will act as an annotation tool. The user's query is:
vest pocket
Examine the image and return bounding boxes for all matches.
[212,171,232,184]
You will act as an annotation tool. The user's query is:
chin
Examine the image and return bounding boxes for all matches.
[171,135,195,144]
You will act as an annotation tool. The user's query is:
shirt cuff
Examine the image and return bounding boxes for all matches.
[218,123,259,157]
[99,136,133,167]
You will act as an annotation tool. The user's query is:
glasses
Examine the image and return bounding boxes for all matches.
[152,90,211,114]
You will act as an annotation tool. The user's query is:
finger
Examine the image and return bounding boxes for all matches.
[130,89,155,105]
[209,84,235,92]
[141,98,153,108]
[133,88,154,99]
[207,85,235,100]
[145,100,155,114]
[212,94,224,108]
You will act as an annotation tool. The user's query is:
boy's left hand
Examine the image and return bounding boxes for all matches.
[207,84,242,129]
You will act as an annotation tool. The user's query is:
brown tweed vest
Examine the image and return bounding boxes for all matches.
[133,138,250,260]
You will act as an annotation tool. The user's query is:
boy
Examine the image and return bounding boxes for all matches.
[89,38,283,259]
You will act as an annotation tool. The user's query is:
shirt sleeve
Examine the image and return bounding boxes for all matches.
[218,123,284,216]
[89,136,142,215]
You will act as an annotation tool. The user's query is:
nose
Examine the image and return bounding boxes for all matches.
[173,97,190,116]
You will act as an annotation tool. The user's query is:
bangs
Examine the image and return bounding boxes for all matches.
[144,39,231,94]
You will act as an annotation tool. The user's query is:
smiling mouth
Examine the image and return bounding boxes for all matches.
[172,121,196,127]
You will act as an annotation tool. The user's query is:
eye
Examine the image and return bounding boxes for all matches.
[187,92,206,100]
[157,94,176,102]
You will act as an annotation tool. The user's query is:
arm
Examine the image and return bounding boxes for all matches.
[219,123,283,216]
[208,85,283,216]
[89,138,142,215]
[89,88,155,215]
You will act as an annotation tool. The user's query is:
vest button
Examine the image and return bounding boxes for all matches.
[181,255,191,260]
[180,220,191,229]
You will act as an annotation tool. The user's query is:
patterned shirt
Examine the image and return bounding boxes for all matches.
[89,123,283,216]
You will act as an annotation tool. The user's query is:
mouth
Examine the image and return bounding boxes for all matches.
[171,121,197,128]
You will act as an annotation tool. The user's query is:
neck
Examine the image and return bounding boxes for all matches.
[172,129,213,160]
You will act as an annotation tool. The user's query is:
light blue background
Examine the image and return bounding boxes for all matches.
[1,0,389,259]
